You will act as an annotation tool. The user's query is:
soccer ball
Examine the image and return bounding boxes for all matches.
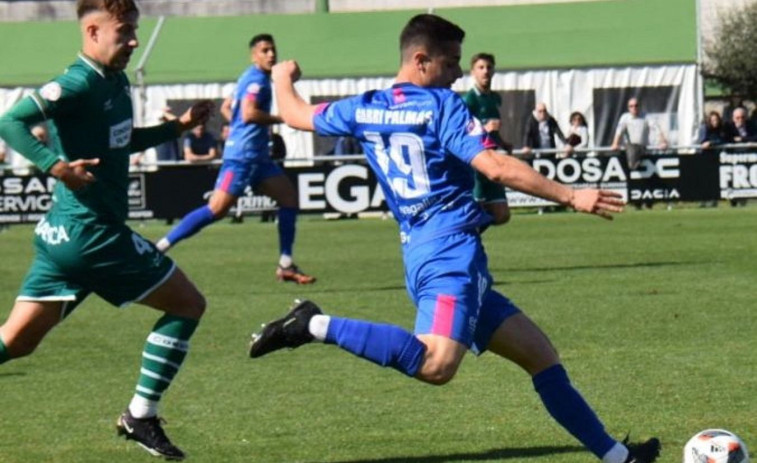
[683,429,750,463]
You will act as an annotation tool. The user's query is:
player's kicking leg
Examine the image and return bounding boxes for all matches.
[486,307,660,463]
[115,267,206,461]
[257,173,316,284]
[249,299,469,386]
[155,189,236,253]
[0,300,68,365]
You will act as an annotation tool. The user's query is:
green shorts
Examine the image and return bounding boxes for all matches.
[473,171,509,204]
[18,214,175,317]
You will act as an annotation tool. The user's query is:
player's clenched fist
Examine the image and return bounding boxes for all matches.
[179,100,214,131]
[272,60,302,83]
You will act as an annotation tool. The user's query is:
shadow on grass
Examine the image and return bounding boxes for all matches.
[492,279,557,287]
[251,284,409,296]
[0,372,25,378]
[491,260,709,274]
[317,445,585,463]
[253,262,704,295]
[252,279,559,296]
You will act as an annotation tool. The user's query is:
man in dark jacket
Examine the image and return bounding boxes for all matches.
[522,102,569,156]
[725,107,757,144]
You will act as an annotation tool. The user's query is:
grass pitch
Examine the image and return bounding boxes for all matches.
[0,206,754,463]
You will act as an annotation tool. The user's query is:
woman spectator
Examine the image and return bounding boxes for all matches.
[563,111,589,156]
[697,111,730,149]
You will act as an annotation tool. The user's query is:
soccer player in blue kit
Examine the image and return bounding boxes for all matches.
[156,34,315,284]
[249,14,660,463]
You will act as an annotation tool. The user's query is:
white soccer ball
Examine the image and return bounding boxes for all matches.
[683,429,750,463]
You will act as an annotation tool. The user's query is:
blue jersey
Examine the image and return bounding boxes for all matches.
[313,83,494,246]
[223,65,271,162]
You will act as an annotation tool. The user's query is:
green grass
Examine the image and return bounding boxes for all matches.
[0,205,754,463]
[0,0,696,86]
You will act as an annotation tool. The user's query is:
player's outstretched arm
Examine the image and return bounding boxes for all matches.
[272,60,317,132]
[131,100,215,153]
[471,149,624,220]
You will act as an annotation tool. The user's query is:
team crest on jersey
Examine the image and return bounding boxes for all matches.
[246,83,261,94]
[466,117,484,136]
[39,82,62,102]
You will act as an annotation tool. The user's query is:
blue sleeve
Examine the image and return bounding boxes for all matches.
[312,96,358,137]
[239,69,269,107]
[437,92,489,164]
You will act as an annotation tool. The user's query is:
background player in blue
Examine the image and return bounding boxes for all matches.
[156,34,316,284]
[249,14,661,463]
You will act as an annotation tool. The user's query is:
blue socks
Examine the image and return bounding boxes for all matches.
[0,336,9,364]
[533,364,617,459]
[277,207,297,257]
[320,321,616,457]
[325,317,426,377]
[163,205,296,258]
[166,205,217,246]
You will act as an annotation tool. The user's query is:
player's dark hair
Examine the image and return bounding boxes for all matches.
[470,53,495,68]
[76,0,138,19]
[249,34,275,49]
[400,14,465,59]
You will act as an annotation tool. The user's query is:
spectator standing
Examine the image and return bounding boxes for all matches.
[565,111,589,156]
[463,52,510,226]
[696,111,729,208]
[724,107,757,144]
[522,102,570,156]
[723,107,756,207]
[154,108,182,162]
[183,123,217,163]
[610,98,668,170]
[697,111,730,150]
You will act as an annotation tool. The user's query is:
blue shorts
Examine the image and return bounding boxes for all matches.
[404,231,520,355]
[214,158,284,197]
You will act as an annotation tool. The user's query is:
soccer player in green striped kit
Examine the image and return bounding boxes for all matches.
[0,0,212,459]
[463,53,512,226]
